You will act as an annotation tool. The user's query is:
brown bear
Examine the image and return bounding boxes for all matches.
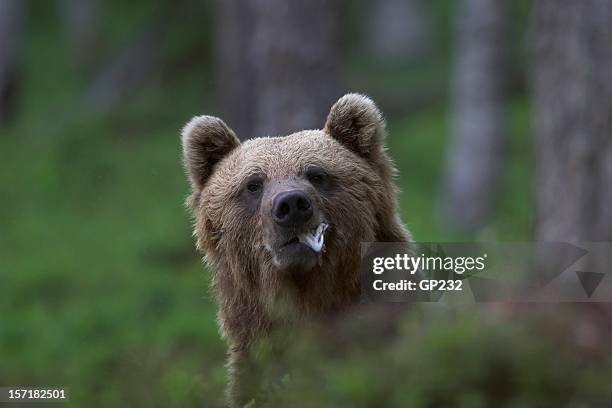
[181,93,411,405]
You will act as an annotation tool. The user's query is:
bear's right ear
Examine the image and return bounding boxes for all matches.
[181,116,241,190]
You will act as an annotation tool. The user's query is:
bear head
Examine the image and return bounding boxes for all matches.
[182,94,409,319]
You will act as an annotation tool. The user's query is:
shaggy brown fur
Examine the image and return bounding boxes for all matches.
[181,93,411,405]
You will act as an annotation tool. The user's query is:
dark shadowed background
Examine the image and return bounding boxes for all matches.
[1,0,612,406]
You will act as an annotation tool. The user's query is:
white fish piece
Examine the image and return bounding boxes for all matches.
[298,223,328,253]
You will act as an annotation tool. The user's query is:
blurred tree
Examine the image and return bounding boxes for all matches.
[217,0,342,139]
[0,0,24,125]
[216,0,254,139]
[59,0,99,70]
[84,25,162,111]
[366,0,431,64]
[442,0,507,231]
[531,0,612,241]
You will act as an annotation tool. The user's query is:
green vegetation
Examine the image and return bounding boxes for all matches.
[1,2,608,406]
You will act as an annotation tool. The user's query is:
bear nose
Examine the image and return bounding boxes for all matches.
[271,190,313,228]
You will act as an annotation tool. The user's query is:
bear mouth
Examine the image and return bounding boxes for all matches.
[270,222,329,271]
[281,237,301,247]
[279,223,328,253]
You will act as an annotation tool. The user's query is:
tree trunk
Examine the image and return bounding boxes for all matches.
[0,0,24,125]
[216,0,342,139]
[366,0,430,64]
[216,0,255,139]
[84,25,162,111]
[59,0,99,69]
[442,0,507,231]
[531,0,612,241]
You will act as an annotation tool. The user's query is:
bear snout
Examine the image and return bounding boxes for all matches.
[262,184,326,271]
[271,190,313,228]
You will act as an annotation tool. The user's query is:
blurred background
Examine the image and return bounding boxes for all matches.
[1,0,612,406]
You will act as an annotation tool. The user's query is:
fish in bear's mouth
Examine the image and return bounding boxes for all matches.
[279,222,329,253]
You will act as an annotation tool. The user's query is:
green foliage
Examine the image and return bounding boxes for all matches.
[1,1,607,406]
[239,309,612,407]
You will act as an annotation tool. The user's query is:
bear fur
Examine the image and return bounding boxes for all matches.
[181,93,411,405]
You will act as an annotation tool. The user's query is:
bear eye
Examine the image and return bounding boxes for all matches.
[240,174,266,212]
[306,167,328,185]
[246,181,263,193]
[243,174,266,198]
[309,174,324,183]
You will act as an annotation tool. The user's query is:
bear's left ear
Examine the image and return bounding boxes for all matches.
[324,93,386,159]
[181,115,241,190]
